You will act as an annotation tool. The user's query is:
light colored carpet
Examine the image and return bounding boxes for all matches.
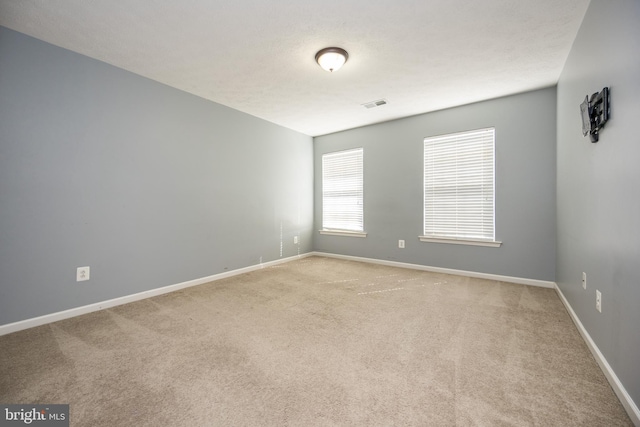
[0,256,633,426]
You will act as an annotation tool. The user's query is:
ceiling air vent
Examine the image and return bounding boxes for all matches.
[362,99,388,109]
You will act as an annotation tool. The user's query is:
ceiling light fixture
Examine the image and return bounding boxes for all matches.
[315,47,349,72]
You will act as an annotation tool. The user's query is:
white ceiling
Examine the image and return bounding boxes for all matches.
[0,0,590,136]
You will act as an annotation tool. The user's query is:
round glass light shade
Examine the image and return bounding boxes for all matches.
[315,47,348,72]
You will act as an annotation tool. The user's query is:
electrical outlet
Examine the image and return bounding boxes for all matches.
[294,236,298,244]
[582,272,587,289]
[596,290,602,313]
[398,240,405,248]
[77,266,90,282]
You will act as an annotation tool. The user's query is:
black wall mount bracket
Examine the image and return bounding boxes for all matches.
[580,87,610,143]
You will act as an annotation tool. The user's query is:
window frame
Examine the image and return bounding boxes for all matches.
[320,147,367,238]
[420,127,501,247]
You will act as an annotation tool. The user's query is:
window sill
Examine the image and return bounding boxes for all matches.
[320,230,367,238]
[419,236,502,247]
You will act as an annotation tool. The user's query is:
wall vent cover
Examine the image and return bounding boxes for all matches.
[362,99,388,109]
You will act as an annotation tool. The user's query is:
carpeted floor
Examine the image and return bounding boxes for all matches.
[0,256,633,426]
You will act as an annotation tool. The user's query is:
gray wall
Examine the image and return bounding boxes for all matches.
[556,0,640,408]
[0,27,314,326]
[314,88,557,281]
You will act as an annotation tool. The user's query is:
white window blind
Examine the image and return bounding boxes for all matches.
[322,148,364,232]
[423,128,495,242]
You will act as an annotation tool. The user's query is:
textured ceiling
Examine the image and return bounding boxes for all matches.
[0,0,590,136]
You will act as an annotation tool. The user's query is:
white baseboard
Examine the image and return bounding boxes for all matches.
[0,253,313,337]
[0,252,552,337]
[310,251,556,288]
[2,251,637,425]
[555,284,640,426]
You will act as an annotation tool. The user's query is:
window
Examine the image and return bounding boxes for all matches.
[321,148,366,237]
[422,128,500,247]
